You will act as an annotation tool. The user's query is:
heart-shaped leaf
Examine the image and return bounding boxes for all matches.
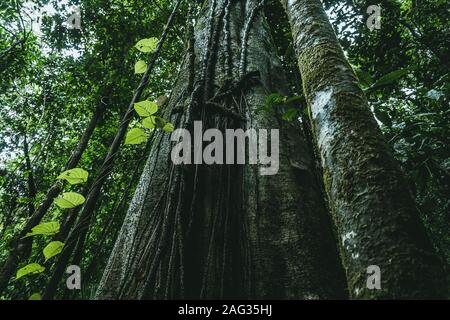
[43,241,64,262]
[24,221,60,238]
[142,116,156,129]
[134,100,158,117]
[57,168,89,185]
[125,128,148,145]
[134,60,147,74]
[54,192,85,209]
[28,293,42,300]
[135,37,159,53]
[162,122,175,132]
[16,263,45,280]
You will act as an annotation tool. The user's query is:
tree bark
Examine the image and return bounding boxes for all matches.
[95,0,346,300]
[281,0,446,298]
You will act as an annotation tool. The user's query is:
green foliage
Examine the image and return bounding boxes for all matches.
[134,60,147,74]
[135,38,159,53]
[131,100,174,137]
[142,116,156,129]
[43,241,64,262]
[354,68,374,88]
[28,293,42,300]
[54,192,86,209]
[154,117,175,132]
[263,93,303,121]
[16,264,45,280]
[366,69,409,93]
[125,128,148,145]
[282,108,300,122]
[0,0,447,300]
[57,168,89,185]
[264,93,285,110]
[134,101,158,117]
[162,123,175,133]
[24,222,60,238]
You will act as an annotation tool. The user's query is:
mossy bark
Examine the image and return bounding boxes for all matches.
[95,0,346,299]
[281,0,446,298]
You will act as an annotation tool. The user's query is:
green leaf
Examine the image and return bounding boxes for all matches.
[125,128,148,145]
[154,117,167,128]
[134,60,147,74]
[24,221,60,238]
[282,108,300,121]
[264,93,285,110]
[16,263,45,280]
[162,122,175,132]
[142,116,156,129]
[134,37,159,53]
[284,95,302,105]
[302,106,311,117]
[369,69,408,91]
[54,192,86,209]
[43,241,64,262]
[28,293,42,300]
[152,117,174,132]
[134,100,158,117]
[57,168,89,185]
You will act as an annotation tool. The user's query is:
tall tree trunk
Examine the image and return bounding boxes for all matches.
[281,0,446,298]
[0,100,107,295]
[95,0,346,300]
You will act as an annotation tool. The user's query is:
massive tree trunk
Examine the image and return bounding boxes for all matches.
[281,0,446,298]
[95,0,346,300]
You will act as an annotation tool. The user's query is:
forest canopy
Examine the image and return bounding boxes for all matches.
[0,0,449,300]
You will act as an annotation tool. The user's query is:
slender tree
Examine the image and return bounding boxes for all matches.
[280,0,446,298]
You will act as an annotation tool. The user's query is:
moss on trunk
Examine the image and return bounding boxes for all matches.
[281,0,446,299]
